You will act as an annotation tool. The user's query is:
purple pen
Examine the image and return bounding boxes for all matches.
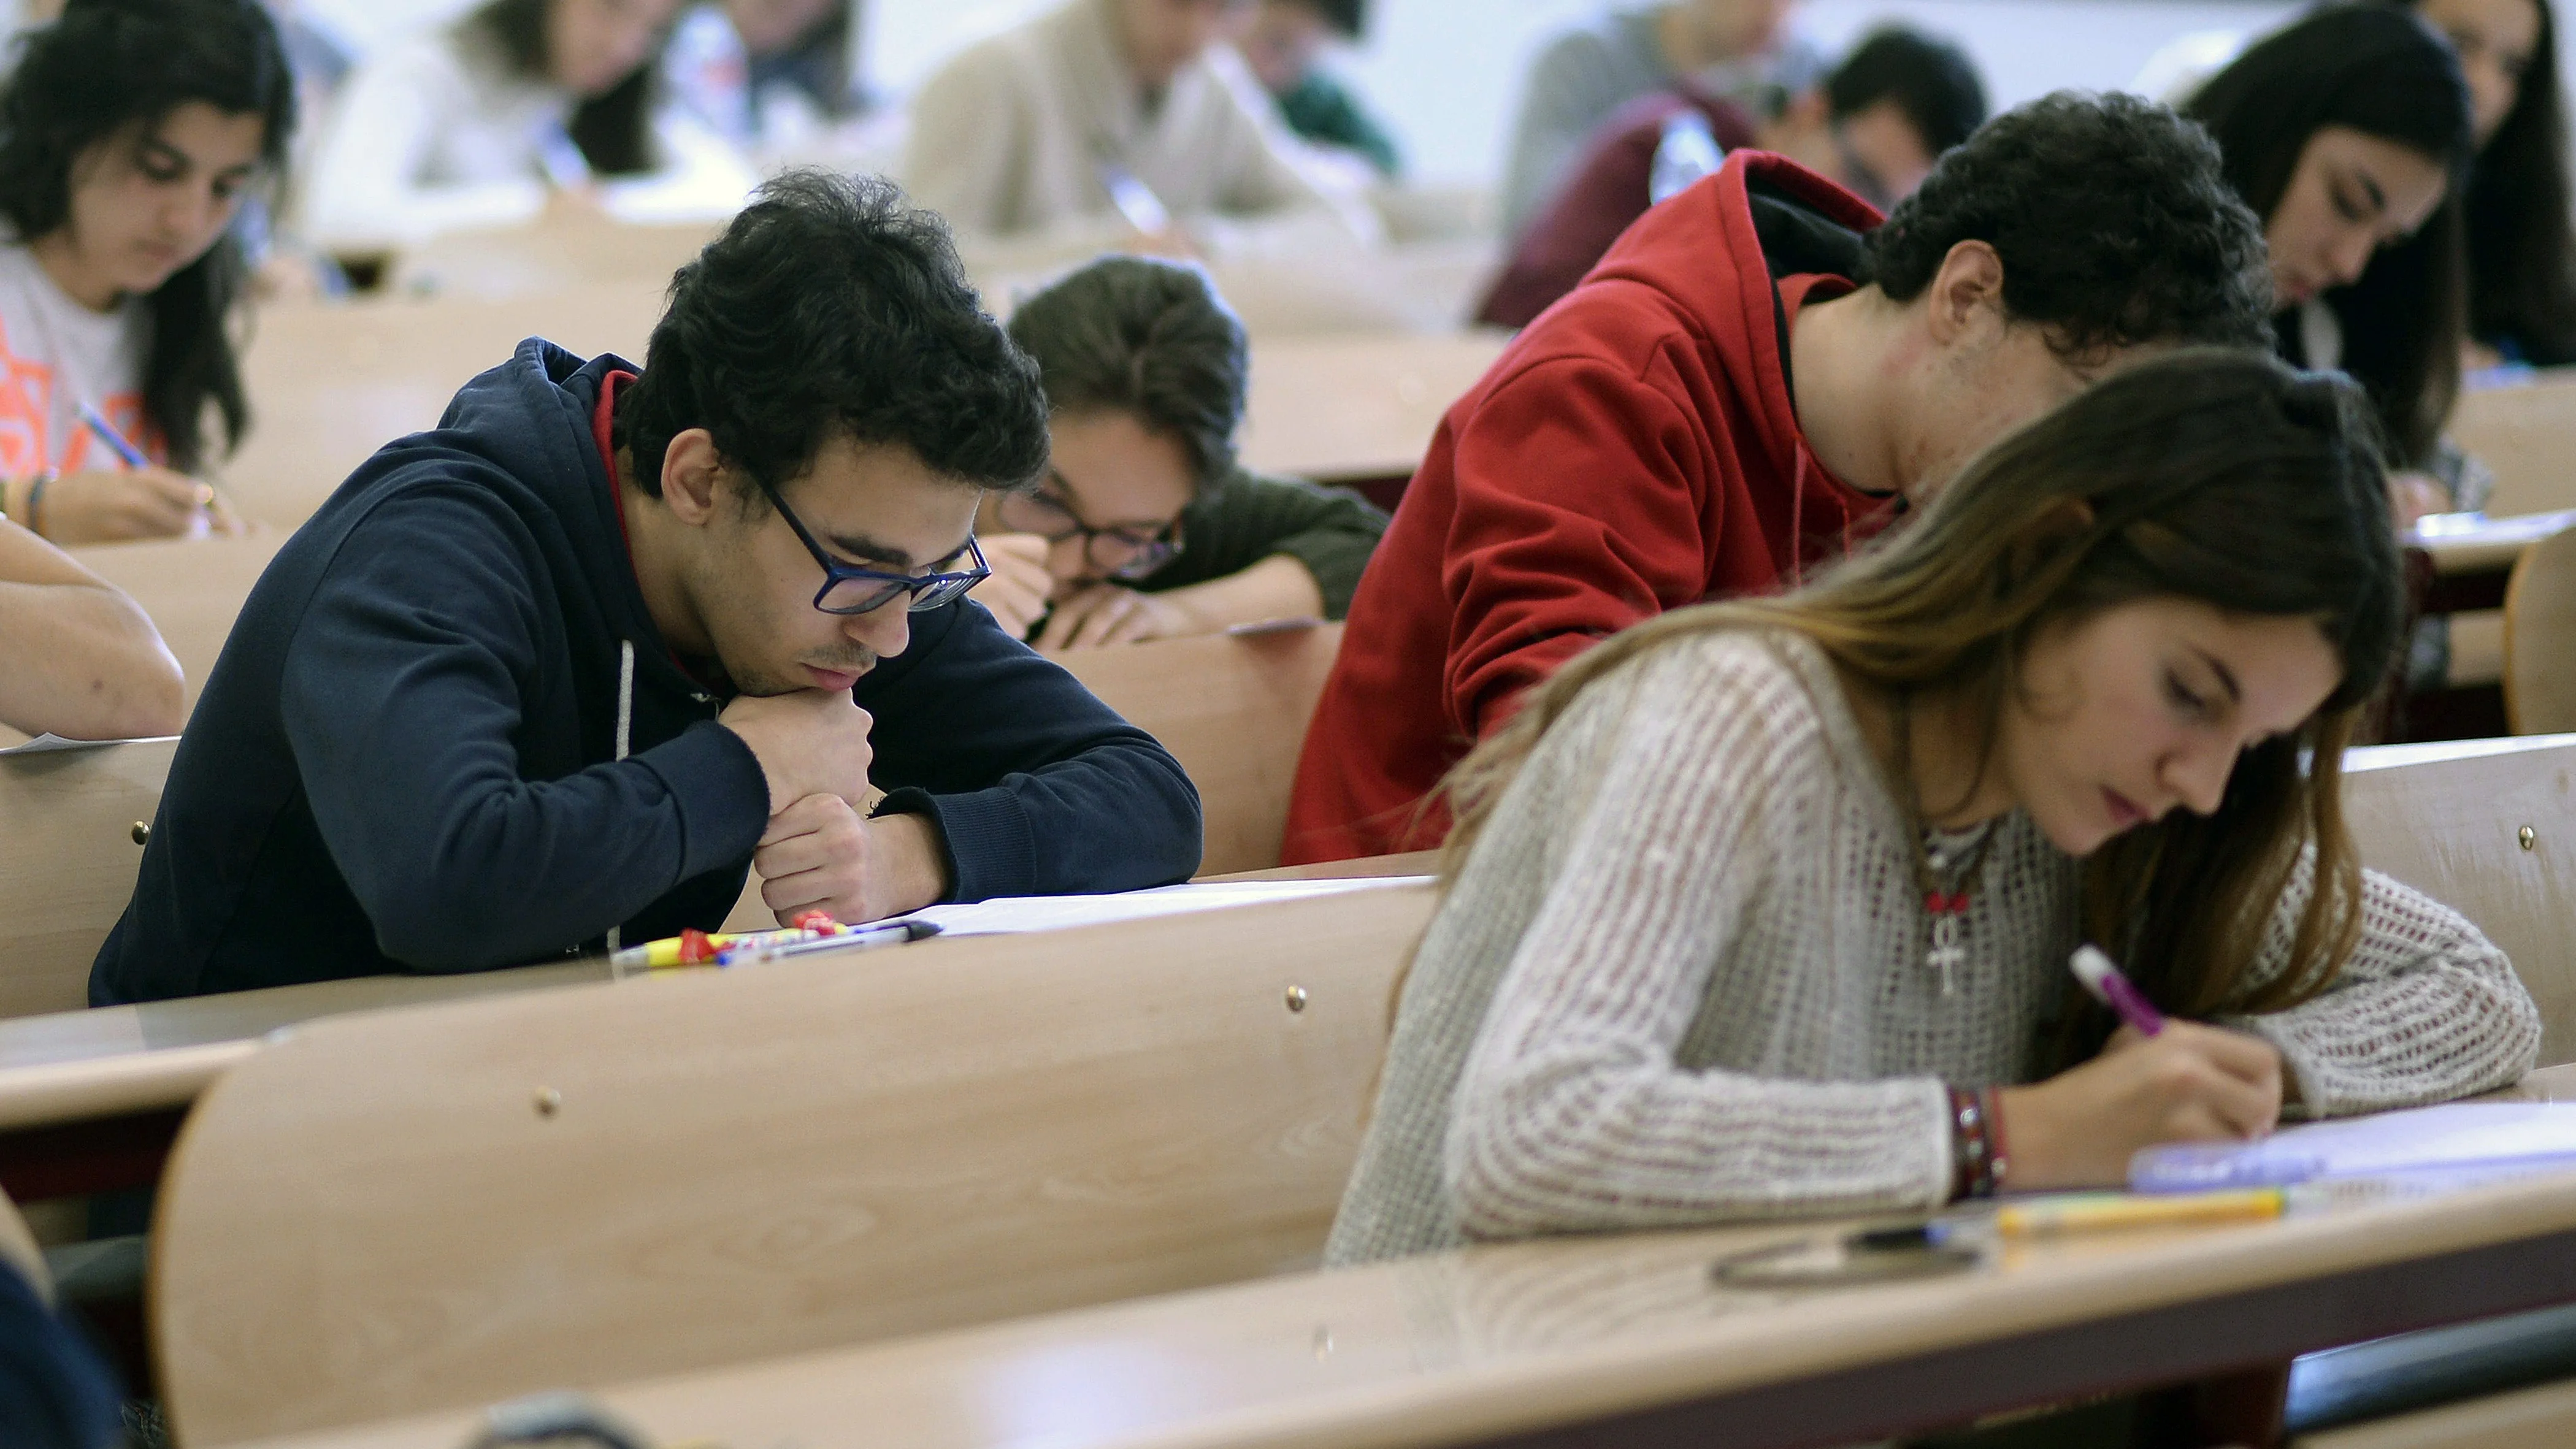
[2069,945,2168,1036]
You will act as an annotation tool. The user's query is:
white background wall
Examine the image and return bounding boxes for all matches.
[297,0,2571,188]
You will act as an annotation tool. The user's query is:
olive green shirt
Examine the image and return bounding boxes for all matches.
[1132,467,1389,619]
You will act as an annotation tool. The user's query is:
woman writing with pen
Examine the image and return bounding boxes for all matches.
[0,0,293,545]
[1325,351,2540,1266]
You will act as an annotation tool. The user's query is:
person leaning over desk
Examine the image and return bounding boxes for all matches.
[90,172,1203,1006]
[1329,353,2540,1265]
[1284,93,2277,865]
[969,255,1388,649]
[0,0,288,545]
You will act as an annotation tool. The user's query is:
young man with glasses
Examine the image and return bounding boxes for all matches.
[90,173,1203,1005]
[968,256,1388,650]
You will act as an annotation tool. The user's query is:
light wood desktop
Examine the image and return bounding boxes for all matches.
[229,1150,2576,1449]
[2504,527,2576,734]
[1238,331,1503,485]
[2453,369,2576,519]
[228,286,659,529]
[152,884,1439,1444]
[0,739,176,1019]
[231,298,1490,531]
[2346,735,2576,1059]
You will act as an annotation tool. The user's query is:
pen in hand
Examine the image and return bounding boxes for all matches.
[2069,944,2167,1037]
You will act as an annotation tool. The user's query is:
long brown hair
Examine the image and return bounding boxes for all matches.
[1441,350,2404,1021]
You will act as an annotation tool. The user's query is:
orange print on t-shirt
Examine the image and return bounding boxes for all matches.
[0,349,156,478]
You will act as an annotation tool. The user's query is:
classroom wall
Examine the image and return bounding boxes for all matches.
[293,0,2571,191]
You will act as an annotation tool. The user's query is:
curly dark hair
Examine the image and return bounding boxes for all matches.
[1859,90,2274,357]
[0,0,296,473]
[614,170,1049,501]
[1006,256,1248,492]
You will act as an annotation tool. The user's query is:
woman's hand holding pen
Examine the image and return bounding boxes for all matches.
[35,467,243,544]
[1993,1022,2285,1190]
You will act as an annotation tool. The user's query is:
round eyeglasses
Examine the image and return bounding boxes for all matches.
[994,484,1183,581]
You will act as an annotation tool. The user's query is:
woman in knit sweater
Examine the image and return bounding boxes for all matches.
[1328,350,2540,1266]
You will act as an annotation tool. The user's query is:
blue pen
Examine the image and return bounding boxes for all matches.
[77,402,149,470]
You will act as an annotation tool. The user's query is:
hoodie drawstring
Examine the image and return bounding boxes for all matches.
[606,639,635,954]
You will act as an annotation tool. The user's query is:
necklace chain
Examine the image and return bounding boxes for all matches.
[1890,690,1997,997]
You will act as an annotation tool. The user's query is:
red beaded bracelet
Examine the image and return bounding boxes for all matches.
[1947,1085,1999,1200]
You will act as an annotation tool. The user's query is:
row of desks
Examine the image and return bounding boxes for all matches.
[234,1068,2576,1449]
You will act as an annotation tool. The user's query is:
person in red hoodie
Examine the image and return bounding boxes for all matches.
[1284,91,2276,864]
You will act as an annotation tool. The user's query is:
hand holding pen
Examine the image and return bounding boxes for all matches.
[19,403,245,543]
[1958,947,2288,1193]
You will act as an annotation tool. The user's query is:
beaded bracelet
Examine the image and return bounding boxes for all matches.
[1980,1085,2012,1193]
[1947,1085,1999,1200]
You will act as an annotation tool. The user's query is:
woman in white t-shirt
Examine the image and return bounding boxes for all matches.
[299,0,751,251]
[0,0,296,545]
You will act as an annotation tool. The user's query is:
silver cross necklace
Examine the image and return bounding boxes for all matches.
[1890,690,1999,997]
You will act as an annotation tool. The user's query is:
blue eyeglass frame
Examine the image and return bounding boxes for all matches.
[758,478,992,616]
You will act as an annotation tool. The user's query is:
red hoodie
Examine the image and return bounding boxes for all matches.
[1282,152,1892,863]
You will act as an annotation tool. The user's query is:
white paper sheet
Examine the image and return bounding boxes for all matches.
[900,876,1432,938]
[0,732,177,757]
[2130,1103,2576,1191]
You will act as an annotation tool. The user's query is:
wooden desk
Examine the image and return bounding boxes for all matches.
[230,287,659,529]
[0,962,602,1202]
[1240,331,1506,489]
[232,1166,2576,1449]
[2410,510,2576,579]
[2453,370,2576,519]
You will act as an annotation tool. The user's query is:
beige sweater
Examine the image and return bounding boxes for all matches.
[899,0,1375,258]
[1325,630,2541,1266]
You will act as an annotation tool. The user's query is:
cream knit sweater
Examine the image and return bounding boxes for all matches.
[1325,629,2542,1266]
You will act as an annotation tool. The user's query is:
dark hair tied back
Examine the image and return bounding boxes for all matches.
[0,0,295,471]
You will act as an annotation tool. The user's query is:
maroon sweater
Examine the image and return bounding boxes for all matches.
[1478,88,1760,329]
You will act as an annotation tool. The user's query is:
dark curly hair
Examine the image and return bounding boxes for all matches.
[0,0,295,473]
[1860,90,2274,356]
[2189,3,2473,466]
[1006,257,1248,492]
[614,170,1049,502]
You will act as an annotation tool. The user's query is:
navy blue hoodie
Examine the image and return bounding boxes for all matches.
[91,343,1203,1004]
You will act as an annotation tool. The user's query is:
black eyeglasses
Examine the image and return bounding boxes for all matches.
[995,481,1183,581]
[759,478,991,616]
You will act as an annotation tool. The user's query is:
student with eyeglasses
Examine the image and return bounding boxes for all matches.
[88,172,1203,1006]
[968,256,1389,650]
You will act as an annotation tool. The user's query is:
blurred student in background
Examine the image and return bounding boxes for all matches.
[299,0,751,251]
[0,0,290,544]
[902,0,1376,259]
[2402,0,2576,367]
[1233,0,1400,178]
[1499,0,1822,241]
[970,256,1387,649]
[1479,24,1984,329]
[664,0,870,152]
[2184,3,2475,522]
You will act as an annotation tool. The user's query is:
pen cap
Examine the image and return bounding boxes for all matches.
[2069,945,2119,1002]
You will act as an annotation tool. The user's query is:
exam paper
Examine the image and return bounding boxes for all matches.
[0,732,178,756]
[898,876,1432,937]
[2130,1102,2576,1192]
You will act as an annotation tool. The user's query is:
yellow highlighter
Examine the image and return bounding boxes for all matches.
[1993,1188,2287,1239]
